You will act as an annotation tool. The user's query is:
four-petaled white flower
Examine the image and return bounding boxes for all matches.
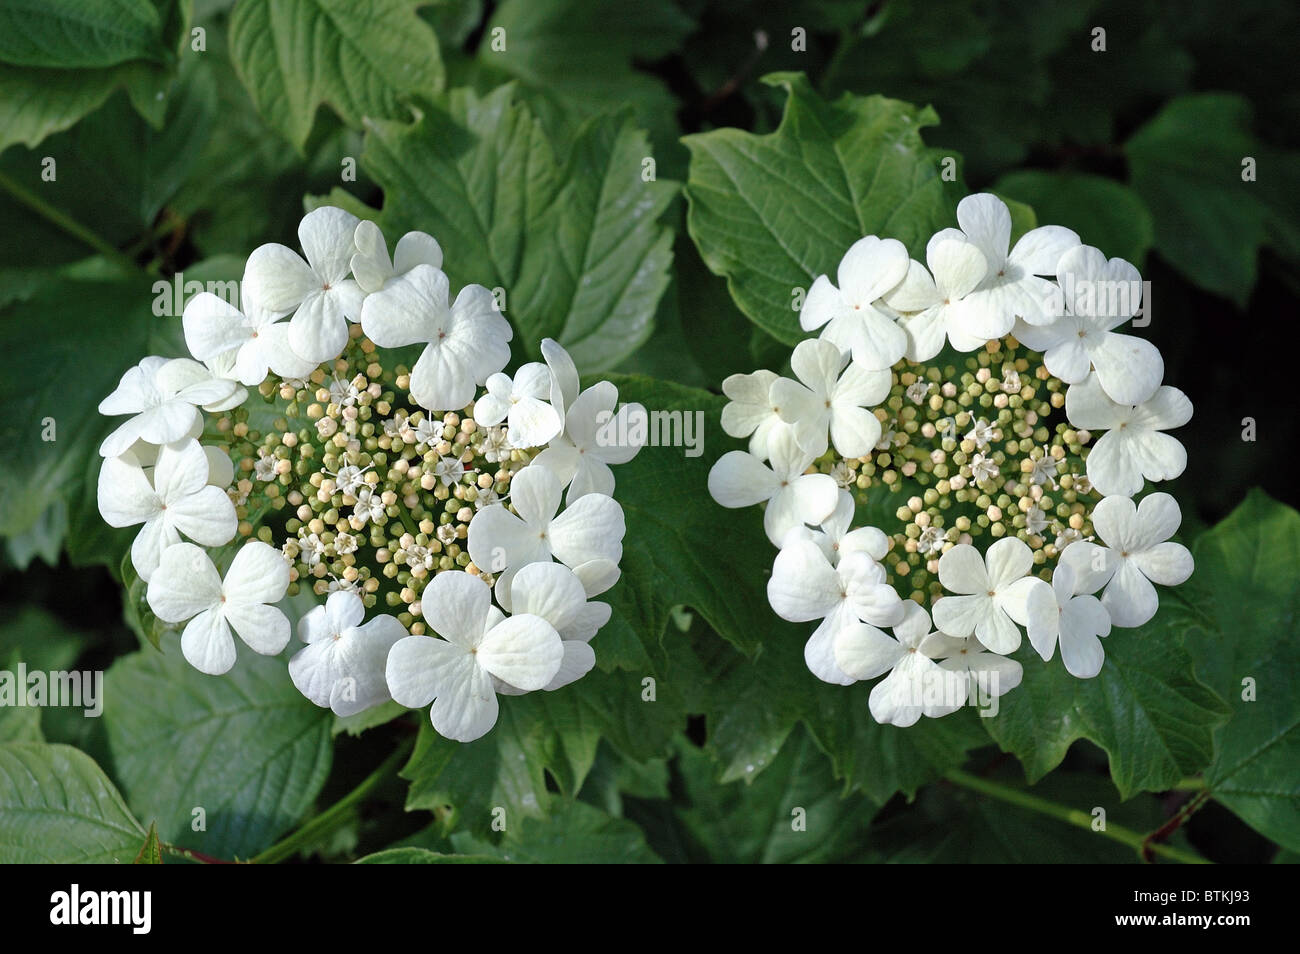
[243,207,365,364]
[770,338,891,459]
[1013,244,1161,406]
[97,440,237,581]
[329,373,360,408]
[413,417,442,446]
[505,562,611,691]
[350,220,443,294]
[719,369,785,461]
[1027,562,1111,678]
[970,452,999,484]
[360,264,510,412]
[950,193,1080,333]
[531,380,645,501]
[181,292,317,388]
[931,538,1052,653]
[473,363,563,449]
[884,234,991,359]
[351,487,385,527]
[254,450,277,482]
[1065,374,1192,497]
[289,591,408,716]
[467,465,625,588]
[98,357,238,458]
[833,603,968,727]
[147,541,290,675]
[966,419,995,448]
[768,537,904,685]
[919,629,1024,708]
[433,456,465,488]
[708,423,840,546]
[385,572,563,742]
[799,235,911,370]
[480,426,513,463]
[1060,492,1193,628]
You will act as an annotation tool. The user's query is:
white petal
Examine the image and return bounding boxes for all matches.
[1091,333,1164,406]
[478,613,564,690]
[932,593,988,638]
[421,571,491,649]
[466,505,544,574]
[243,243,319,313]
[299,206,360,284]
[393,230,444,274]
[985,536,1033,589]
[360,265,449,349]
[223,602,290,656]
[549,493,625,567]
[543,641,596,691]
[833,622,905,680]
[837,236,909,305]
[509,561,588,634]
[386,635,462,708]
[1085,431,1145,497]
[1101,560,1159,628]
[956,193,1011,272]
[223,541,290,605]
[1131,541,1193,586]
[804,615,856,685]
[181,609,237,675]
[182,292,250,361]
[97,456,159,527]
[937,544,989,594]
[1008,224,1080,275]
[767,539,841,621]
[1064,374,1125,431]
[707,451,779,508]
[429,657,499,742]
[165,486,237,547]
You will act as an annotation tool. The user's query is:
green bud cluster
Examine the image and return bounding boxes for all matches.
[816,336,1103,604]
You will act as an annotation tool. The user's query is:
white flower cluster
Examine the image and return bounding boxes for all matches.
[708,194,1195,727]
[96,207,644,742]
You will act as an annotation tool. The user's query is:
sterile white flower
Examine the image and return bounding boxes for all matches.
[473,363,563,449]
[805,490,889,566]
[707,423,840,546]
[98,356,238,458]
[799,235,911,370]
[467,464,624,585]
[288,591,407,716]
[350,220,443,294]
[507,562,611,691]
[770,338,891,458]
[883,234,991,359]
[531,380,644,500]
[1059,492,1193,628]
[833,603,967,727]
[146,541,291,675]
[243,207,365,364]
[1065,373,1191,497]
[385,572,563,742]
[1012,244,1162,405]
[768,537,904,684]
[951,193,1080,332]
[359,264,511,412]
[931,537,1053,653]
[181,292,316,387]
[919,630,1023,707]
[97,440,237,581]
[719,369,785,460]
[1026,562,1111,678]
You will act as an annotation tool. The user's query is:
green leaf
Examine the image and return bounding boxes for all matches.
[476,0,693,161]
[981,617,1228,798]
[356,847,507,864]
[0,0,168,69]
[363,85,677,370]
[683,72,964,345]
[400,665,683,832]
[0,653,44,742]
[133,820,164,864]
[228,0,445,150]
[1180,490,1300,851]
[103,645,333,859]
[674,730,879,863]
[449,798,662,863]
[993,171,1154,266]
[0,606,85,673]
[1125,93,1300,306]
[0,276,155,540]
[0,742,146,863]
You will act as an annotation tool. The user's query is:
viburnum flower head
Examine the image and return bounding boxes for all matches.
[360,263,511,412]
[97,439,236,581]
[385,572,564,742]
[289,591,407,717]
[799,235,911,370]
[98,356,238,458]
[147,541,291,675]
[243,206,366,364]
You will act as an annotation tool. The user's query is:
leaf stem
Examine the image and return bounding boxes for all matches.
[943,769,1211,864]
[0,167,140,274]
[250,738,414,865]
